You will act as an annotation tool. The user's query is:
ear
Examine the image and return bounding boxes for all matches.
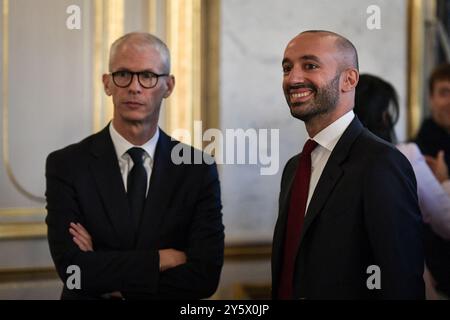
[163,75,175,99]
[341,69,359,92]
[102,74,112,96]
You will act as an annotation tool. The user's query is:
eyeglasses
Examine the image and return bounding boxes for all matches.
[111,70,169,89]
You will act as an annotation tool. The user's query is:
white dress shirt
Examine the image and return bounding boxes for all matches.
[397,142,450,240]
[109,123,159,195]
[306,110,355,211]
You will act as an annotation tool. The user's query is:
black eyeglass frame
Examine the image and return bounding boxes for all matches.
[110,70,169,89]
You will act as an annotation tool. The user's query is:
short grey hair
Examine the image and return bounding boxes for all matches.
[109,32,171,73]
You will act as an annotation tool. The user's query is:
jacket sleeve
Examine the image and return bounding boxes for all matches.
[135,161,225,299]
[363,148,425,299]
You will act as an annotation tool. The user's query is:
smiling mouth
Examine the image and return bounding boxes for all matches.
[291,91,312,99]
[289,90,314,104]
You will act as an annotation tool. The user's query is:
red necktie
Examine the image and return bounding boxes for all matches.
[278,139,318,299]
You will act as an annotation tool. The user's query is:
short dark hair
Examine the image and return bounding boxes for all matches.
[429,63,450,94]
[354,74,399,143]
[300,30,359,71]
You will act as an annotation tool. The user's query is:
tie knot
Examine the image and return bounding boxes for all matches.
[302,139,318,156]
[127,147,146,165]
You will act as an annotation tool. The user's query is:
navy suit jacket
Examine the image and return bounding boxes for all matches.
[272,117,425,299]
[46,124,224,299]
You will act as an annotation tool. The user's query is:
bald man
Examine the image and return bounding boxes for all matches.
[45,32,224,299]
[272,30,424,299]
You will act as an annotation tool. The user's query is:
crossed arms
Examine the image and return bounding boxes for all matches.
[45,149,224,299]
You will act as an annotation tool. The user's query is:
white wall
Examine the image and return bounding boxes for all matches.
[1,0,93,208]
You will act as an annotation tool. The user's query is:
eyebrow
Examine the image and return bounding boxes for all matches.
[114,68,156,73]
[282,55,323,66]
[300,55,322,64]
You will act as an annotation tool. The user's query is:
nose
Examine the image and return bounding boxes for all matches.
[128,74,142,94]
[285,65,305,85]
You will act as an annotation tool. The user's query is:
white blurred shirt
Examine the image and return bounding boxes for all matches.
[397,142,450,240]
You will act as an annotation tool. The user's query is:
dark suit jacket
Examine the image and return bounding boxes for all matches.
[45,125,224,299]
[272,117,425,299]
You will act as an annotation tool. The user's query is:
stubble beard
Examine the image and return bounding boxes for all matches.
[288,73,341,122]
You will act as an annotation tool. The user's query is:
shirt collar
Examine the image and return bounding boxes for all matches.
[109,122,159,161]
[311,110,355,152]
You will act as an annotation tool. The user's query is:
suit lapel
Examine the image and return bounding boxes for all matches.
[136,130,181,248]
[272,155,299,290]
[298,117,364,246]
[278,158,298,230]
[89,125,135,248]
[300,161,343,244]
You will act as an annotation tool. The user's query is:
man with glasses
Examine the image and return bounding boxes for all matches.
[45,32,224,299]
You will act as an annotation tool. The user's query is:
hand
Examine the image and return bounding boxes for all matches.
[69,222,93,252]
[158,249,187,272]
[109,291,123,299]
[100,291,124,300]
[425,150,449,183]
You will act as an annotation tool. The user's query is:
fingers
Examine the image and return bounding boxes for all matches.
[69,228,91,251]
[109,291,123,299]
[72,235,89,252]
[425,151,449,183]
[69,222,93,251]
[425,155,435,164]
[178,251,187,264]
[426,151,445,165]
[69,227,89,248]
[425,156,436,169]
[159,249,187,271]
[71,222,91,241]
[166,248,186,262]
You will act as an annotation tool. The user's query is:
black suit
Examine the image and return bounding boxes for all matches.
[272,117,425,299]
[45,124,224,299]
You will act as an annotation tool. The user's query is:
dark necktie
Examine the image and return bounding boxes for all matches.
[127,147,147,231]
[278,139,318,299]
